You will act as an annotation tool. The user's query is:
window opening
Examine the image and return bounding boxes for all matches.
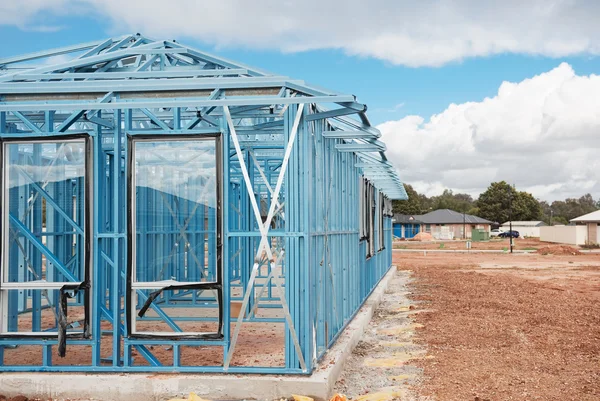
[127,135,223,339]
[0,136,92,355]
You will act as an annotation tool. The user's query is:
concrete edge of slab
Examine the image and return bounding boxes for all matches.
[0,266,398,401]
[309,265,397,397]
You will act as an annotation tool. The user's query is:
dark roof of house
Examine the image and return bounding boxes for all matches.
[393,214,422,224]
[393,209,493,225]
[417,209,494,224]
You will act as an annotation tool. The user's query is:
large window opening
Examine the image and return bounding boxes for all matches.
[360,177,376,258]
[359,177,366,241]
[0,136,91,341]
[378,192,385,252]
[127,135,223,339]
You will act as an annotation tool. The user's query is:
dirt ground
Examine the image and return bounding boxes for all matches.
[2,320,285,368]
[0,396,30,401]
[333,271,426,401]
[2,283,286,369]
[394,237,556,251]
[398,250,600,401]
[3,250,600,400]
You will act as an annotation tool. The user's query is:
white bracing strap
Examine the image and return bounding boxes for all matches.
[223,104,307,371]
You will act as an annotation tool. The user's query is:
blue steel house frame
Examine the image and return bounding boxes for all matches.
[0,34,407,373]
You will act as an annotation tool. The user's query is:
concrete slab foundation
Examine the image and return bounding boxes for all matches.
[0,267,398,401]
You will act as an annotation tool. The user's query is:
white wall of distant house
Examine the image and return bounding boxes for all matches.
[500,224,541,238]
[424,223,490,240]
[540,225,587,245]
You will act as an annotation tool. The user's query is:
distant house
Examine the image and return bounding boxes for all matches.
[393,209,493,240]
[418,209,493,239]
[500,221,547,237]
[392,214,422,239]
[570,210,600,244]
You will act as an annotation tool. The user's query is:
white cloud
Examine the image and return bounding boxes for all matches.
[2,1,600,66]
[378,63,600,201]
[0,0,69,29]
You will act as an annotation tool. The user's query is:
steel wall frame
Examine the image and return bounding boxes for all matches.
[0,34,406,374]
[0,134,93,349]
[126,134,224,341]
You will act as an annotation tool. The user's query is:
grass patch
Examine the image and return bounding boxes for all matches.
[522,247,538,251]
[439,243,445,249]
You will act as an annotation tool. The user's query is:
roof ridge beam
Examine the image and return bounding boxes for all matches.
[169,41,270,77]
[8,68,250,81]
[0,37,127,67]
[0,94,357,112]
[0,76,296,93]
[321,130,378,139]
[77,38,115,59]
[104,35,137,53]
[0,41,178,82]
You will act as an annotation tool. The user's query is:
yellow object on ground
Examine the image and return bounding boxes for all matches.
[379,341,412,347]
[364,350,426,367]
[292,395,314,401]
[389,373,416,382]
[377,323,423,336]
[167,392,211,401]
[329,393,348,401]
[353,388,405,401]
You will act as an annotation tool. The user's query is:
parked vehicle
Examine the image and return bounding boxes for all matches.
[490,229,504,237]
[499,230,520,238]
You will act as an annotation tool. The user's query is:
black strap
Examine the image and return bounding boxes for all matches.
[58,282,89,358]
[137,282,221,318]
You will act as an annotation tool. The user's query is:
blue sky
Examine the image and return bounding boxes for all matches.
[2,1,600,201]
[1,22,598,125]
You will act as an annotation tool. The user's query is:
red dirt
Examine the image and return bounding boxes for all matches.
[3,276,286,369]
[536,245,582,255]
[410,232,434,241]
[2,322,284,369]
[397,237,548,250]
[395,251,600,271]
[0,396,32,401]
[397,251,600,400]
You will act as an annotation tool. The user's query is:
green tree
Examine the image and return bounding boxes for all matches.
[392,180,597,225]
[430,189,474,212]
[418,193,433,212]
[467,206,480,216]
[539,200,553,225]
[476,181,542,224]
[514,191,542,221]
[392,184,424,215]
[549,193,598,223]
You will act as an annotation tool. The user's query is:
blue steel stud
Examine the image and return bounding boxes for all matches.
[0,35,405,373]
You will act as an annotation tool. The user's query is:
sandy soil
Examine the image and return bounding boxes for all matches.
[400,251,600,401]
[2,313,286,368]
[395,251,600,270]
[395,238,553,251]
[0,395,30,401]
[4,250,600,401]
[333,272,426,401]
